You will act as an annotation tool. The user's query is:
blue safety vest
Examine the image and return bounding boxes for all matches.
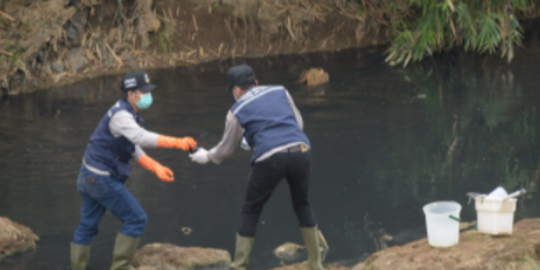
[231,85,310,164]
[83,100,142,182]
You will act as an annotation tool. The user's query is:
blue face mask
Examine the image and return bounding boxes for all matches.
[136,93,153,110]
[233,92,238,102]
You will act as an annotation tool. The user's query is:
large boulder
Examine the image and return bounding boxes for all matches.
[64,48,88,72]
[273,229,329,264]
[135,267,158,270]
[271,265,350,270]
[354,218,540,270]
[132,243,231,270]
[0,217,39,261]
[298,68,329,86]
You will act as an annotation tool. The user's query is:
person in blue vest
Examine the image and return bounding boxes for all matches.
[189,65,323,270]
[70,70,197,270]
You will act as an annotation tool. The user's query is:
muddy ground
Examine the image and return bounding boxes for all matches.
[0,0,391,94]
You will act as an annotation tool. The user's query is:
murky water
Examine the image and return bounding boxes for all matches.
[3,39,540,269]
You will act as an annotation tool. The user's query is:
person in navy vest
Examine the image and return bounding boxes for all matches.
[71,70,197,270]
[189,65,323,270]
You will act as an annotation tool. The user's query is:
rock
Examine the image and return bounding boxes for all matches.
[298,68,329,86]
[356,218,540,270]
[36,46,46,62]
[132,243,231,270]
[274,230,329,264]
[8,30,20,38]
[132,0,161,35]
[50,61,65,73]
[135,267,157,270]
[0,217,39,261]
[66,24,81,47]
[274,242,306,263]
[271,264,350,270]
[64,48,87,72]
[66,9,88,47]
[122,52,135,67]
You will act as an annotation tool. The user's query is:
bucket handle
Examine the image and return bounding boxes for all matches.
[449,215,461,222]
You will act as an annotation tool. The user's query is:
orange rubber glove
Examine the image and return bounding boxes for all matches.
[137,154,174,182]
[157,135,197,152]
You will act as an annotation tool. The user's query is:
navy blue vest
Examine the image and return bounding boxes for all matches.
[83,100,142,182]
[231,85,310,164]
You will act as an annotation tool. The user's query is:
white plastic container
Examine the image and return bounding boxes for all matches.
[475,198,517,235]
[423,201,462,247]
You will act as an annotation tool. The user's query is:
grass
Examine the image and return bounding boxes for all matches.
[348,0,538,67]
[504,254,540,270]
[464,231,484,242]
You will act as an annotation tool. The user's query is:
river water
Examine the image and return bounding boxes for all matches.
[2,40,540,269]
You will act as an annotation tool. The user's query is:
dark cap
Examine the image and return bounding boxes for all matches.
[226,65,257,91]
[121,70,156,93]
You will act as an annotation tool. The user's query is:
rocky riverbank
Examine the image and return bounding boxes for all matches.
[0,217,39,262]
[352,218,540,270]
[3,215,540,269]
[272,218,540,270]
[0,0,391,95]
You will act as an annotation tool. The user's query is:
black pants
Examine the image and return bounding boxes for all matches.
[238,149,317,237]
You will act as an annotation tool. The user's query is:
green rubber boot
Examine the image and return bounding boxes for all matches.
[71,242,90,270]
[233,234,254,270]
[301,226,324,270]
[110,233,140,270]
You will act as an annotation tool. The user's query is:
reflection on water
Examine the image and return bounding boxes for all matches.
[2,47,540,269]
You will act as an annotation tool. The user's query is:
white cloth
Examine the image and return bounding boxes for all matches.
[190,148,210,164]
[240,137,251,151]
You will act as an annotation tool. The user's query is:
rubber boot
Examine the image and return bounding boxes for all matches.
[233,234,254,270]
[71,242,90,270]
[301,226,324,270]
[110,233,140,270]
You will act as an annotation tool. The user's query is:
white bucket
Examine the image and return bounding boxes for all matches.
[475,198,517,235]
[423,201,461,247]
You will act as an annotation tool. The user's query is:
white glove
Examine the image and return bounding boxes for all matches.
[240,137,251,151]
[189,147,210,164]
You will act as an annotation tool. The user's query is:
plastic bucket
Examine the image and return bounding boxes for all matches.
[475,198,517,235]
[423,201,462,247]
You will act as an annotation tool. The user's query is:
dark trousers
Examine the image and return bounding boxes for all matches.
[238,149,317,237]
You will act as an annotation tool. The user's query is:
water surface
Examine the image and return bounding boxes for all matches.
[2,44,540,269]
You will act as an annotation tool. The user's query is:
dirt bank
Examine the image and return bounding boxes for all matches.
[0,217,39,262]
[0,0,391,95]
[353,218,540,270]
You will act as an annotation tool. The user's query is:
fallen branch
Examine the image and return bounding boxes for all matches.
[192,15,199,32]
[285,17,297,41]
[105,43,123,66]
[0,11,16,22]
[0,50,13,56]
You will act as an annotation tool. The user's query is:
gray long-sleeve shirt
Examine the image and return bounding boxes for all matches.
[207,90,305,164]
[84,111,159,175]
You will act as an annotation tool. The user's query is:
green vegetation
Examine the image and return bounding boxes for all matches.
[353,0,538,67]
[156,15,177,53]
